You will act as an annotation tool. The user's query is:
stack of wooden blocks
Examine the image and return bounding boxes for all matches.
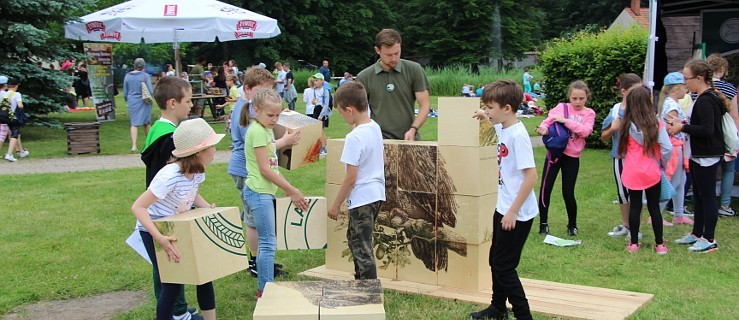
[64,122,101,155]
[324,97,498,293]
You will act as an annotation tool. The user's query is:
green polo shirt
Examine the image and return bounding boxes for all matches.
[356,59,429,140]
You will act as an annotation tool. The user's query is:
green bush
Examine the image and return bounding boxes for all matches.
[539,25,648,148]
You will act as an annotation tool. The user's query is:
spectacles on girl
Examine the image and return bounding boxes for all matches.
[684,75,699,81]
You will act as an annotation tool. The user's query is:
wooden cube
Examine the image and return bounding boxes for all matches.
[273,110,323,170]
[326,139,346,185]
[321,280,386,320]
[437,97,497,147]
[154,207,248,285]
[276,197,327,250]
[65,122,101,155]
[253,281,322,320]
[437,145,498,196]
[436,241,492,292]
[438,193,496,245]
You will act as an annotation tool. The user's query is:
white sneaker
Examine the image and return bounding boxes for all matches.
[4,153,17,162]
[718,206,736,217]
[608,225,629,237]
[626,231,643,240]
[19,150,29,158]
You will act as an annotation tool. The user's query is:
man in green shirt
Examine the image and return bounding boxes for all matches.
[356,28,431,140]
[189,57,207,117]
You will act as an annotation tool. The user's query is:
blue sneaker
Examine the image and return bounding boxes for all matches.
[688,238,718,253]
[675,233,699,245]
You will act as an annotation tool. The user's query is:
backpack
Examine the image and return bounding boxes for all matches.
[542,103,571,161]
[0,92,17,124]
[707,90,739,155]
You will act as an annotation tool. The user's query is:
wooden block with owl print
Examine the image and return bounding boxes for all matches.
[438,97,498,147]
[437,145,498,197]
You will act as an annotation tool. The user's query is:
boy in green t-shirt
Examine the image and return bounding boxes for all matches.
[139,76,200,320]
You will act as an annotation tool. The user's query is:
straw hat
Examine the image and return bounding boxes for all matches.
[172,118,225,157]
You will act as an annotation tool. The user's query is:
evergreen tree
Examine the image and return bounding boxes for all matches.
[0,0,95,116]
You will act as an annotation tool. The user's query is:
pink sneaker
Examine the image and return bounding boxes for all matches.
[655,244,669,255]
[672,216,694,225]
[647,217,673,226]
[627,243,641,252]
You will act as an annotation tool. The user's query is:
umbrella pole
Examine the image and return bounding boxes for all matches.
[173,28,181,78]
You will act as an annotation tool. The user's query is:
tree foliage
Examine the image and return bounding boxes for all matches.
[0,0,94,115]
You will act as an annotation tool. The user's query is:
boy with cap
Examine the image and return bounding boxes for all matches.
[3,78,29,162]
[305,73,332,155]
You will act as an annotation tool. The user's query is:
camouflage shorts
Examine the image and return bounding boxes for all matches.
[347,200,383,280]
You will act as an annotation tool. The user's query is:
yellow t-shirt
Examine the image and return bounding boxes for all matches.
[245,122,279,195]
[225,86,240,114]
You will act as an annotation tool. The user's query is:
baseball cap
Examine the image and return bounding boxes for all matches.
[312,73,324,80]
[0,76,8,85]
[664,72,685,86]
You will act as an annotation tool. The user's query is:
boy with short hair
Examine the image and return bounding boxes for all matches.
[140,76,201,320]
[470,80,538,320]
[328,81,385,280]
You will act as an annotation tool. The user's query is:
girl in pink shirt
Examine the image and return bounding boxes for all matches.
[618,87,672,254]
[535,81,595,236]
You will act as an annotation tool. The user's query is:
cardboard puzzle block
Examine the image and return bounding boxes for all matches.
[326,139,346,185]
[326,183,398,280]
[154,207,248,285]
[437,145,498,196]
[436,241,492,292]
[438,193,496,245]
[437,97,497,147]
[396,143,438,193]
[276,197,327,250]
[321,280,386,320]
[253,281,322,320]
[274,110,323,170]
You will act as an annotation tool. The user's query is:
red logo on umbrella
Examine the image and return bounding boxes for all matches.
[234,31,254,39]
[86,21,106,33]
[164,4,178,16]
[236,19,257,31]
[100,31,122,41]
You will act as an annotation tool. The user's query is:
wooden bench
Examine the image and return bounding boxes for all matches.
[301,265,653,320]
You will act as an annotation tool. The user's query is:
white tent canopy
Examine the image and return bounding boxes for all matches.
[65,0,280,74]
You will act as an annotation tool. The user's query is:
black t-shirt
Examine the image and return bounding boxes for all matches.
[286,71,294,85]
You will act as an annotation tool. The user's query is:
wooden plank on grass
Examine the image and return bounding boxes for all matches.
[300,265,653,320]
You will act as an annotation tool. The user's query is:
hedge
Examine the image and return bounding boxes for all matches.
[539,25,648,148]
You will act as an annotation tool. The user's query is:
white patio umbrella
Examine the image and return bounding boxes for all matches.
[65,0,281,75]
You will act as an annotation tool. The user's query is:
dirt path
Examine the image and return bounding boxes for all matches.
[2,291,147,320]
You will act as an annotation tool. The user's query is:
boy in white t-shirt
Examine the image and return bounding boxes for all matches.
[3,78,28,162]
[471,79,538,320]
[327,81,385,280]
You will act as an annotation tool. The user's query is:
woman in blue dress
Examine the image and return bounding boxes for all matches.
[123,58,154,152]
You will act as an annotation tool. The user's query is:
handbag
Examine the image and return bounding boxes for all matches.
[141,75,153,104]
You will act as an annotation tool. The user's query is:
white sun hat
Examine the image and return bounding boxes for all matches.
[172,118,225,158]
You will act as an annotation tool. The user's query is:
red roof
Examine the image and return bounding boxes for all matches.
[627,8,651,29]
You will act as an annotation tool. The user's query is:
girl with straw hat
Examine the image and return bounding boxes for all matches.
[131,118,224,320]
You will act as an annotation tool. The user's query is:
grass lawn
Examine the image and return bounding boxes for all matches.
[14,94,542,158]
[4,95,736,319]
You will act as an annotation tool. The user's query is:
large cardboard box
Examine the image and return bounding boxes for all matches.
[326,139,346,185]
[254,280,385,320]
[276,196,327,250]
[325,183,397,280]
[436,241,492,292]
[253,281,321,320]
[437,97,497,147]
[274,110,323,170]
[154,207,249,285]
[439,193,496,245]
[437,145,498,196]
